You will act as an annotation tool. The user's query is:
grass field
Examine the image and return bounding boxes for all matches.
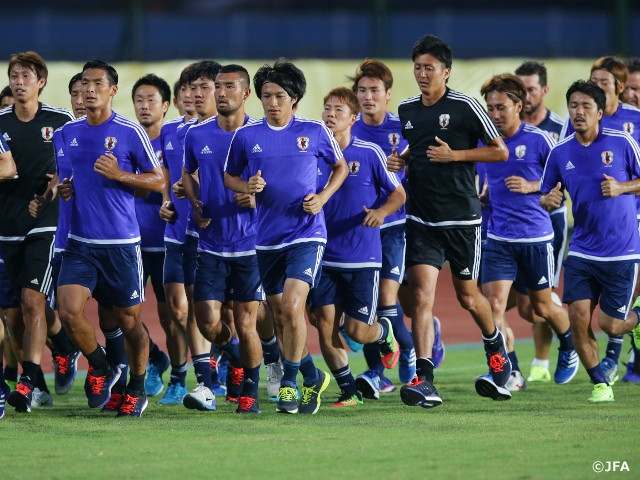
[0,336,637,480]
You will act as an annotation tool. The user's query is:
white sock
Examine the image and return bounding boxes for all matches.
[531,358,549,369]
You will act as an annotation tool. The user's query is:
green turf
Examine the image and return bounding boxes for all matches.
[1,337,638,480]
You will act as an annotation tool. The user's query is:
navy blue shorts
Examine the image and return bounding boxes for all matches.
[257,242,324,296]
[563,256,637,320]
[309,267,379,325]
[0,260,19,309]
[1,233,55,297]
[142,250,166,303]
[550,206,568,287]
[58,239,145,309]
[47,251,64,310]
[380,224,405,282]
[481,239,554,291]
[194,252,263,303]
[163,236,198,287]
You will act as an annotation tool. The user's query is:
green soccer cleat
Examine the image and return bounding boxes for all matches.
[527,365,551,383]
[587,383,614,403]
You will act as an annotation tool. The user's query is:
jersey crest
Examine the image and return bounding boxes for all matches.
[105,136,117,151]
[623,122,635,135]
[515,145,526,159]
[439,114,450,128]
[601,150,613,165]
[388,132,401,147]
[41,126,54,141]
[348,161,360,175]
[297,136,309,151]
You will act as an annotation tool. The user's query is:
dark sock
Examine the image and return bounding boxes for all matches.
[220,337,241,367]
[376,321,388,342]
[242,365,260,396]
[148,339,164,365]
[101,327,128,389]
[86,346,111,372]
[415,357,434,383]
[299,354,319,385]
[363,342,385,376]
[331,365,358,396]
[379,304,413,351]
[507,351,520,373]
[36,366,49,393]
[586,365,608,385]
[170,362,188,387]
[5,366,18,383]
[604,335,623,362]
[127,373,145,393]
[482,328,502,353]
[282,358,300,388]
[557,329,575,352]
[192,353,212,389]
[260,335,281,365]
[49,328,77,355]
[21,361,40,386]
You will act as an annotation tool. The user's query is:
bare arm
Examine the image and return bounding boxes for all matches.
[303,157,348,215]
[0,150,17,179]
[93,153,165,192]
[386,146,410,173]
[428,136,509,163]
[29,172,59,218]
[224,170,266,195]
[181,166,210,228]
[504,176,541,194]
[601,173,640,197]
[362,184,406,228]
[159,166,177,223]
[540,182,563,211]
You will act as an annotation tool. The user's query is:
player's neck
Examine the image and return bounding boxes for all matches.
[86,106,113,126]
[217,110,246,132]
[198,111,215,123]
[13,98,39,122]
[421,85,446,107]
[604,99,619,116]
[575,126,599,147]
[143,123,162,141]
[522,106,547,127]
[333,130,351,151]
[362,111,386,127]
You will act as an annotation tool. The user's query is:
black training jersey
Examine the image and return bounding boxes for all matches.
[0,103,74,241]
[398,88,500,227]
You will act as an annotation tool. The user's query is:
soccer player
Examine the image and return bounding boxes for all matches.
[515,61,567,383]
[157,66,198,405]
[0,86,14,109]
[131,74,173,398]
[312,86,405,407]
[0,51,76,413]
[225,59,348,414]
[68,73,86,118]
[183,64,265,413]
[622,58,640,108]
[348,59,434,400]
[478,73,578,396]
[387,34,511,407]
[540,80,640,403]
[55,60,165,417]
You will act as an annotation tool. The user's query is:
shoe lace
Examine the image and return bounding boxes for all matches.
[300,385,317,405]
[119,393,138,414]
[103,392,123,410]
[407,375,423,386]
[87,370,107,395]
[54,354,69,374]
[16,382,32,396]
[238,396,256,410]
[489,353,507,373]
[209,356,220,371]
[231,367,244,386]
[278,387,297,402]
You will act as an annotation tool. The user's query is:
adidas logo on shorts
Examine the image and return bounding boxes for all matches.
[390,266,400,275]
[30,278,39,285]
[252,144,262,153]
[538,276,548,285]
[459,267,470,276]
[617,305,627,314]
[130,290,139,300]
[358,306,369,315]
[303,268,313,277]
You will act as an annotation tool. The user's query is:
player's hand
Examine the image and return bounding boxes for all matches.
[29,194,49,218]
[361,205,385,228]
[247,170,266,194]
[193,201,211,229]
[233,192,256,208]
[601,173,622,198]
[159,200,177,223]
[540,182,562,211]
[505,175,531,194]
[303,193,323,215]
[58,177,74,201]
[386,148,405,173]
[94,153,122,180]
[427,136,455,163]
[172,179,186,199]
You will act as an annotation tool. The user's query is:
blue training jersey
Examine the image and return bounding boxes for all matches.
[225,115,343,250]
[184,115,258,256]
[58,112,161,246]
[53,128,73,251]
[319,136,400,269]
[161,116,196,244]
[135,135,165,251]
[352,112,407,229]
[484,122,554,243]
[541,126,640,261]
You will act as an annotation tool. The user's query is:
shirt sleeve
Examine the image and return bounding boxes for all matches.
[540,148,560,193]
[183,128,198,174]
[316,123,343,166]
[224,129,248,176]
[130,126,160,173]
